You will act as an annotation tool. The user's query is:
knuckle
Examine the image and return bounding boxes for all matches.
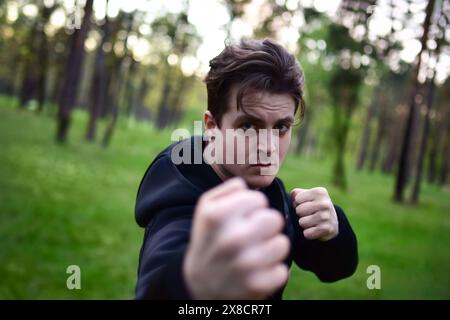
[328,223,336,234]
[279,265,289,284]
[320,211,329,221]
[298,217,307,227]
[244,277,264,296]
[234,255,258,273]
[268,210,284,228]
[276,235,291,253]
[219,230,247,253]
[250,191,268,207]
[303,229,314,239]
[321,223,332,234]
[320,199,331,209]
[217,236,239,253]
[201,207,220,226]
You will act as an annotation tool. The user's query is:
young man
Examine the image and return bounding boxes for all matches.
[135,39,358,300]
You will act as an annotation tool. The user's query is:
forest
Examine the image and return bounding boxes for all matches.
[0,0,449,299]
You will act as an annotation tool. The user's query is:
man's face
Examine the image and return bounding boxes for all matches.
[205,85,296,189]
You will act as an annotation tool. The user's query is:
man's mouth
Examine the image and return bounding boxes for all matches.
[250,163,272,167]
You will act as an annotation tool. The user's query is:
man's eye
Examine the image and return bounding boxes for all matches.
[240,123,255,131]
[275,124,290,134]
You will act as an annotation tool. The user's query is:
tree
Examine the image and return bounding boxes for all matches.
[394,0,436,202]
[438,104,450,185]
[328,64,364,189]
[410,2,447,203]
[151,11,200,129]
[56,0,94,143]
[36,3,58,113]
[86,2,110,142]
[356,84,380,170]
[428,79,450,185]
[18,7,41,109]
[101,10,136,147]
[326,22,367,189]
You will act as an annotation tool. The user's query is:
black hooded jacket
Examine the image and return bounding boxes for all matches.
[135,136,358,299]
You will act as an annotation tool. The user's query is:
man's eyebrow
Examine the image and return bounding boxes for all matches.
[277,116,294,124]
[233,114,295,125]
[233,114,264,124]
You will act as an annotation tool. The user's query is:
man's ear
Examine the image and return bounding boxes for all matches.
[204,111,218,130]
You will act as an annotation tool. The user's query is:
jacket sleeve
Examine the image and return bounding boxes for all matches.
[292,204,358,282]
[135,207,194,300]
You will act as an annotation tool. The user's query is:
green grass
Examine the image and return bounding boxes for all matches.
[0,99,449,299]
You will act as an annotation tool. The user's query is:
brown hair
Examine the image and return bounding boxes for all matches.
[204,38,305,126]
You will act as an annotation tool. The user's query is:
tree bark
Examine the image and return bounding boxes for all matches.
[427,118,441,184]
[438,110,450,185]
[19,19,39,109]
[36,4,56,113]
[156,70,172,129]
[100,12,135,147]
[394,0,435,202]
[295,111,311,156]
[410,79,435,203]
[356,85,379,170]
[86,16,110,142]
[56,0,94,143]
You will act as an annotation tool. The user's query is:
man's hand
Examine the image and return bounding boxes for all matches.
[183,177,290,300]
[291,187,339,242]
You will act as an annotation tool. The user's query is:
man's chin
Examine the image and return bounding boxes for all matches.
[244,174,276,190]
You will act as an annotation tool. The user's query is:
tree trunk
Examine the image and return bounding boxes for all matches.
[100,60,125,147]
[394,0,435,202]
[18,19,39,109]
[382,111,401,174]
[369,102,388,172]
[102,104,118,148]
[133,75,150,120]
[6,52,21,97]
[438,111,450,185]
[427,119,441,184]
[124,59,138,118]
[332,105,352,190]
[35,4,56,113]
[56,0,94,143]
[295,112,311,155]
[167,73,194,125]
[369,122,384,172]
[86,17,110,142]
[156,75,172,129]
[36,29,48,113]
[410,79,435,203]
[357,85,379,170]
[100,11,135,147]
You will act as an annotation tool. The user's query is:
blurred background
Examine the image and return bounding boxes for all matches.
[0,0,449,299]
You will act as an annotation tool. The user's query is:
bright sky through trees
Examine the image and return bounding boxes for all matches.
[5,0,449,80]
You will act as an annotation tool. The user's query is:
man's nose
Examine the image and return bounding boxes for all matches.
[257,129,278,156]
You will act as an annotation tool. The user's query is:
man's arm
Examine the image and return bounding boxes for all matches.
[292,204,358,282]
[136,208,194,299]
[137,177,290,300]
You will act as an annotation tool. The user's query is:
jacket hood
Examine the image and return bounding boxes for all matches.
[135,136,213,227]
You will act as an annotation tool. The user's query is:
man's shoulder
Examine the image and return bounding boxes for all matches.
[135,138,203,227]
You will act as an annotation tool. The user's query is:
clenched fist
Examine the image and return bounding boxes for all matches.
[291,187,339,241]
[183,177,290,299]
